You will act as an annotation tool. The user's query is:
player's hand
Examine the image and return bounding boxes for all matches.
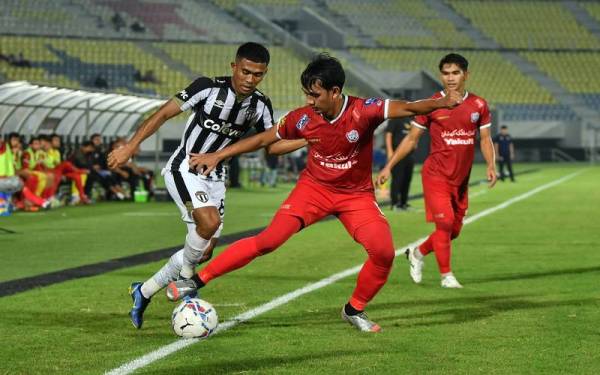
[107,144,134,169]
[487,166,497,188]
[375,167,392,188]
[189,153,220,176]
[441,90,463,109]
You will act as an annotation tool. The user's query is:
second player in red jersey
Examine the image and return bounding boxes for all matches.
[167,54,462,332]
[378,53,497,289]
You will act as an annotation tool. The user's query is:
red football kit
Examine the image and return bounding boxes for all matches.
[412,91,491,273]
[199,96,396,311]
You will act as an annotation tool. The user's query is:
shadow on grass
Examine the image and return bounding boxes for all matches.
[140,349,373,374]
[469,265,600,284]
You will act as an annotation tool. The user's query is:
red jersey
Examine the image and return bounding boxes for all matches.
[277,96,388,192]
[413,91,491,186]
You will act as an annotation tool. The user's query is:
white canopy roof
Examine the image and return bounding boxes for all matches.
[0,81,165,137]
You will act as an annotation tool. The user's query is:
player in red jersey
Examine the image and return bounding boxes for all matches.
[166,54,462,332]
[377,53,497,289]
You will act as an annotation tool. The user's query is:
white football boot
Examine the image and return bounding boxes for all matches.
[405,247,424,284]
[441,274,463,288]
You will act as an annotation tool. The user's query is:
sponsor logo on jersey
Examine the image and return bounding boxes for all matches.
[296,114,309,130]
[307,138,320,144]
[470,112,480,123]
[444,138,474,146]
[195,191,209,203]
[202,119,243,137]
[346,129,359,143]
[365,97,380,106]
[179,90,189,100]
[441,129,475,146]
[319,160,357,170]
[213,99,226,108]
[215,78,226,84]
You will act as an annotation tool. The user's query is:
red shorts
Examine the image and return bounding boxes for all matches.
[277,177,388,238]
[422,175,468,223]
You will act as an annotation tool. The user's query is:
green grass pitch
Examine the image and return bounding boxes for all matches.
[0,163,598,374]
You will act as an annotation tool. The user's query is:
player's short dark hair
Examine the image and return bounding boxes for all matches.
[501,125,508,129]
[236,42,270,65]
[301,53,345,91]
[29,136,39,144]
[81,140,93,148]
[8,132,20,140]
[91,133,101,140]
[439,53,469,72]
[39,135,50,142]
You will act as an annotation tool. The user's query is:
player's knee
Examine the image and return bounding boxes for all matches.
[372,245,395,268]
[435,218,454,234]
[192,208,221,239]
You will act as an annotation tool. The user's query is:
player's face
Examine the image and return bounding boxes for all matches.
[9,137,21,150]
[440,63,468,93]
[303,82,341,119]
[30,140,40,151]
[231,58,268,97]
[51,137,61,149]
[40,140,51,151]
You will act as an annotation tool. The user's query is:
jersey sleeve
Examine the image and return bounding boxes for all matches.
[479,100,492,129]
[253,97,274,133]
[275,111,303,140]
[360,97,387,128]
[173,77,214,112]
[411,113,430,130]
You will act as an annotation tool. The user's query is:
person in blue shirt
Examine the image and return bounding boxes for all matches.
[493,125,515,182]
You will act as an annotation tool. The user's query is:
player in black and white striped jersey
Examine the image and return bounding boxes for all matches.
[108,42,306,329]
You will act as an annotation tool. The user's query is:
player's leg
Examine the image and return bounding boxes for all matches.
[507,158,515,182]
[128,170,219,328]
[166,213,303,301]
[166,178,330,301]
[337,197,394,332]
[419,178,462,287]
[172,171,225,279]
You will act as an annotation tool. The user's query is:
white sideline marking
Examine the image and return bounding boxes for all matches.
[106,169,584,375]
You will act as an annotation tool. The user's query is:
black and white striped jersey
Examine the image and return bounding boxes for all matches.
[166,76,274,181]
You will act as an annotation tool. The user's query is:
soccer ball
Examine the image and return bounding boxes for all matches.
[171,298,218,338]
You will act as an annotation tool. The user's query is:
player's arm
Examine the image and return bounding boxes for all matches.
[480,126,497,188]
[387,91,462,119]
[108,100,181,169]
[510,142,515,160]
[385,132,393,159]
[189,126,280,176]
[265,139,307,155]
[375,125,424,187]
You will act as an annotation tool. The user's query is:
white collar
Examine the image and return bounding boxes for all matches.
[440,90,469,100]
[329,95,348,123]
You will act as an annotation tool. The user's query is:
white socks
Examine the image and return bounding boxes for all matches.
[180,231,211,279]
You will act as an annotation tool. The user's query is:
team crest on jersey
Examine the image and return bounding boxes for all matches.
[470,112,480,123]
[346,129,359,143]
[195,191,209,203]
[296,114,309,130]
[365,97,381,106]
[245,107,256,120]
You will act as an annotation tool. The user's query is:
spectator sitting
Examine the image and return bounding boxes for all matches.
[131,21,146,33]
[111,12,126,31]
[94,75,108,89]
[5,134,50,211]
[40,135,89,204]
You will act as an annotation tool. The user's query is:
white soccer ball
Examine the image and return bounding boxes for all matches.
[171,298,218,338]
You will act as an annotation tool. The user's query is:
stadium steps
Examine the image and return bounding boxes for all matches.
[562,1,600,41]
[135,41,196,81]
[426,0,499,49]
[309,0,378,48]
[501,52,599,121]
